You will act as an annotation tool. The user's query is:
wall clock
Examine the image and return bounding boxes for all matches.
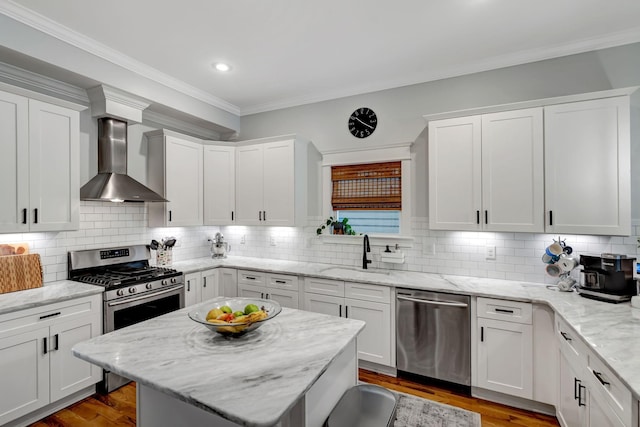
[348,107,377,139]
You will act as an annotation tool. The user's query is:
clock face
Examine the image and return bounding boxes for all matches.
[348,107,377,139]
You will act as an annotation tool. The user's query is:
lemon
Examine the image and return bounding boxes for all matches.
[206,308,223,320]
[220,305,232,314]
[244,304,260,315]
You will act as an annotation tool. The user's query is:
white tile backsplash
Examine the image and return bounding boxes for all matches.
[4,204,639,285]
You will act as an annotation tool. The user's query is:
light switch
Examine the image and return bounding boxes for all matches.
[485,246,496,260]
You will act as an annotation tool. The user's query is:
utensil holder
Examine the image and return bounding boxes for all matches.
[156,248,172,266]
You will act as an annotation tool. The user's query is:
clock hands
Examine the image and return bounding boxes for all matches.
[351,116,375,130]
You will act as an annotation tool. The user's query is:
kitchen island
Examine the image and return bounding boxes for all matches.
[72,299,365,427]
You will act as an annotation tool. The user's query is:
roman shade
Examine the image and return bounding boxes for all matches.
[331,161,401,210]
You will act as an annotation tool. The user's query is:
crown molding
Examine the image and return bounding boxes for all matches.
[240,27,640,116]
[0,60,89,104]
[142,110,224,141]
[0,0,241,116]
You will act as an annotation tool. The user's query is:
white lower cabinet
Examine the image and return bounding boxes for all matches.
[184,269,219,307]
[556,315,632,427]
[303,278,392,367]
[0,294,102,425]
[237,270,299,309]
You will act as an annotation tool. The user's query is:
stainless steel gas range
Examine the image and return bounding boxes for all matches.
[68,245,184,393]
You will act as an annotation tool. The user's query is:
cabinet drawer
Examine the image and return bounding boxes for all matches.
[477,297,532,324]
[268,273,299,291]
[556,315,588,362]
[345,282,390,304]
[588,351,633,427]
[304,277,344,297]
[238,270,266,287]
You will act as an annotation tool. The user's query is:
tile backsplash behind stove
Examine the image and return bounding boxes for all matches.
[1,201,638,285]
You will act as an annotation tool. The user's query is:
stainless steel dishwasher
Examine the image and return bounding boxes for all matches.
[396,289,471,388]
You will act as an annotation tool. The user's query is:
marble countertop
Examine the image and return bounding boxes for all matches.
[173,256,640,401]
[0,280,103,315]
[73,301,365,427]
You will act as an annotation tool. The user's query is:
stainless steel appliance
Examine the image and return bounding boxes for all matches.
[209,232,230,258]
[68,245,184,392]
[396,289,470,390]
[578,253,637,303]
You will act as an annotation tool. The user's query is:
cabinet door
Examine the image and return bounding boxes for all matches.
[428,116,482,230]
[477,318,533,399]
[266,289,299,309]
[235,145,264,225]
[184,273,201,307]
[165,136,203,226]
[0,90,29,233]
[28,100,79,232]
[545,97,630,235]
[49,315,101,402]
[481,108,544,232]
[201,269,219,302]
[303,293,342,317]
[219,268,237,298]
[558,350,586,427]
[346,298,391,366]
[204,145,235,225]
[589,391,626,427]
[262,140,295,226]
[238,284,265,299]
[0,327,50,425]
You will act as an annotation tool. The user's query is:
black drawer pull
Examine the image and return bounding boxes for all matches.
[246,276,256,280]
[495,308,514,314]
[203,277,206,288]
[43,337,47,354]
[54,333,59,351]
[22,208,27,224]
[593,370,610,386]
[275,280,286,284]
[560,331,572,341]
[34,208,38,224]
[578,383,586,406]
[484,210,488,224]
[39,312,61,320]
[169,210,172,222]
[480,326,484,342]
[476,210,480,225]
[574,378,580,400]
[339,304,342,317]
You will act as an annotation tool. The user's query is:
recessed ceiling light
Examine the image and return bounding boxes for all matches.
[214,62,231,72]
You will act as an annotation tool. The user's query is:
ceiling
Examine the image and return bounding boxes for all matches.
[7,0,640,116]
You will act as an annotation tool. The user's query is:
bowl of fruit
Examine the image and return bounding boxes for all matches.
[188,298,282,337]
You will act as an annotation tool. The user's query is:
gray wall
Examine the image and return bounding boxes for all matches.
[239,42,640,219]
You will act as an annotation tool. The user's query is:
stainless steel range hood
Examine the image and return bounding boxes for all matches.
[80,118,167,203]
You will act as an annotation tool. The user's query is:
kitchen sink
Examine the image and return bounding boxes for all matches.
[320,266,391,276]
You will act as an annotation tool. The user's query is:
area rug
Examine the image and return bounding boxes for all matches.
[393,390,481,427]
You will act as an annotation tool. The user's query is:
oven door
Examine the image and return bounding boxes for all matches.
[104,284,184,333]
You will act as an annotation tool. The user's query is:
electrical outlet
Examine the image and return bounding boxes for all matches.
[240,235,246,244]
[485,245,496,260]
[270,236,277,246]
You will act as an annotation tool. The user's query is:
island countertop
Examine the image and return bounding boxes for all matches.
[72,300,365,427]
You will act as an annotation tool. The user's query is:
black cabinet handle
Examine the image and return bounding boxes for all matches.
[484,210,488,224]
[169,210,172,222]
[43,337,48,355]
[495,308,514,314]
[476,210,480,225]
[345,306,348,318]
[339,304,342,317]
[246,276,256,280]
[260,292,264,299]
[187,280,190,292]
[578,383,586,407]
[54,334,59,351]
[275,280,286,284]
[259,211,262,221]
[203,277,206,288]
[265,293,269,299]
[231,211,234,221]
[39,312,61,320]
[593,370,610,386]
[22,208,27,224]
[34,208,38,224]
[263,211,267,221]
[574,378,580,400]
[549,210,553,226]
[560,331,572,342]
[480,326,484,342]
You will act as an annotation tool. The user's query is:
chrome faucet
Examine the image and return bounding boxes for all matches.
[363,234,371,269]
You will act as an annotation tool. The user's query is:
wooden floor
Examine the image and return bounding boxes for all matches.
[30,370,559,426]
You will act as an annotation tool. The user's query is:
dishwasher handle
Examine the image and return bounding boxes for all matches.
[396,295,468,308]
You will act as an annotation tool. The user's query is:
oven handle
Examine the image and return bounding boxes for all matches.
[107,285,184,307]
[396,295,468,308]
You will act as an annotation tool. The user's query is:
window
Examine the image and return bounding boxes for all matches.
[331,161,401,234]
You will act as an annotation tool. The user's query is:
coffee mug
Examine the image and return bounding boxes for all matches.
[545,264,563,277]
[542,253,556,264]
[557,276,576,292]
[545,243,564,257]
[557,254,578,273]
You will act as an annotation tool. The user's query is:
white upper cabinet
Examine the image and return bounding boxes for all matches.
[544,96,631,236]
[0,89,80,233]
[235,136,320,227]
[429,108,543,232]
[428,115,482,231]
[146,130,204,227]
[204,145,235,225]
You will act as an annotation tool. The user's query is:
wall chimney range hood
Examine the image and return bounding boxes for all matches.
[80,117,167,203]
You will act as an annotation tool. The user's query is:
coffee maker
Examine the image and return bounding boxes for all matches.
[578,253,637,303]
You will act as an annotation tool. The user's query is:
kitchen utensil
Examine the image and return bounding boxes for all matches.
[542,253,556,264]
[164,238,176,248]
[545,264,562,277]
[188,297,281,337]
[150,240,159,250]
[557,254,578,273]
[0,254,43,294]
[557,276,576,292]
[545,243,563,257]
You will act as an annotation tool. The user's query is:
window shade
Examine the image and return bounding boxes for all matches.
[331,161,401,210]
